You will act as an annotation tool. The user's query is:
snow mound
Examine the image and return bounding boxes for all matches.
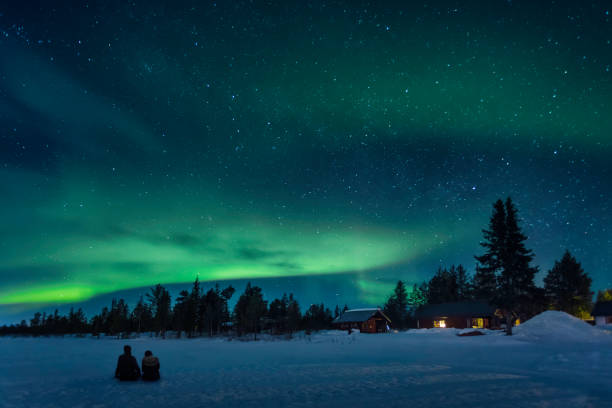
[513,311,610,343]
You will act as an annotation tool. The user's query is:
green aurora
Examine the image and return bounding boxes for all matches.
[0,1,611,319]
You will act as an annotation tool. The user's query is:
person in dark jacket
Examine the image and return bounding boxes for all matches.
[115,345,141,381]
[141,350,160,381]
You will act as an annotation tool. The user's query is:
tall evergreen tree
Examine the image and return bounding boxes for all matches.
[455,265,473,301]
[68,307,87,334]
[200,286,219,336]
[30,312,42,335]
[268,293,289,333]
[286,294,301,335]
[333,305,340,319]
[383,281,409,329]
[146,284,172,337]
[200,284,235,336]
[544,250,593,318]
[173,290,190,337]
[417,282,429,304]
[497,197,538,334]
[233,282,267,339]
[407,283,427,311]
[186,278,201,336]
[426,267,460,304]
[302,303,333,331]
[474,199,506,301]
[219,285,236,332]
[91,306,109,336]
[131,296,152,334]
[109,298,130,336]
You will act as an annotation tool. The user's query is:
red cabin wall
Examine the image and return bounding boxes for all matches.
[417,316,495,329]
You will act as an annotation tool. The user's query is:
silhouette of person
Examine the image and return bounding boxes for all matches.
[115,345,141,381]
[141,350,160,381]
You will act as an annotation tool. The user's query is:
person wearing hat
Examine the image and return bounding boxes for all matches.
[141,350,160,381]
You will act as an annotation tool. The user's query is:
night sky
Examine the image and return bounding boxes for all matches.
[1,1,611,323]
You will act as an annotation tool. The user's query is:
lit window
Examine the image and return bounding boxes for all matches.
[515,319,521,326]
[434,320,446,328]
[471,318,484,328]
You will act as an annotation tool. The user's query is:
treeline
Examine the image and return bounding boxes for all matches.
[383,197,601,334]
[0,281,346,338]
[2,197,609,338]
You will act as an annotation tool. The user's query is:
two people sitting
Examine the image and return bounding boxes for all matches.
[115,345,160,381]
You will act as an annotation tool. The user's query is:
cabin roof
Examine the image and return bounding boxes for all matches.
[592,301,612,316]
[414,301,496,319]
[333,308,392,324]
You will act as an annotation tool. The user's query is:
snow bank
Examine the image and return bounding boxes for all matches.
[2,327,612,408]
[513,310,611,343]
[404,328,501,337]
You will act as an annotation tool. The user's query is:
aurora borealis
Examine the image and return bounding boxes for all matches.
[1,1,611,323]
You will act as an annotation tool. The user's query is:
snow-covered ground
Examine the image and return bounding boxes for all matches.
[1,312,611,408]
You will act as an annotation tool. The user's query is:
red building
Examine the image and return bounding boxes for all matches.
[333,308,392,333]
[592,301,612,326]
[414,301,500,329]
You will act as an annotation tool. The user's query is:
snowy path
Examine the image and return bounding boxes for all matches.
[1,330,611,408]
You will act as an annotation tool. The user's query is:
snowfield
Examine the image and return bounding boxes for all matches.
[1,312,611,408]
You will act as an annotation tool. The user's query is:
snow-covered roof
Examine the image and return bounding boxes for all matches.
[333,308,391,324]
[592,301,612,316]
[414,301,495,319]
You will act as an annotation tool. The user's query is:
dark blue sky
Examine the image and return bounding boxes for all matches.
[1,1,611,324]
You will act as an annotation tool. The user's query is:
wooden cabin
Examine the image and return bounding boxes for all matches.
[592,301,612,326]
[333,308,392,333]
[414,301,499,329]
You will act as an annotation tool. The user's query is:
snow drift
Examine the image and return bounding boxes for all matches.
[513,310,611,343]
[1,325,612,407]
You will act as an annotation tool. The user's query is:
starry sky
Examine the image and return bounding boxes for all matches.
[1,1,611,323]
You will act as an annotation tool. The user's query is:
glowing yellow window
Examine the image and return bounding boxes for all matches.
[434,320,446,328]
[472,318,484,328]
[515,319,521,326]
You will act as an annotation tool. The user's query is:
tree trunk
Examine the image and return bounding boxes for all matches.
[505,312,513,336]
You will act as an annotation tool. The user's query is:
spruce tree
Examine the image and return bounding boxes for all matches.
[109,298,129,336]
[233,282,267,339]
[268,294,289,333]
[173,290,190,337]
[497,197,538,334]
[427,267,460,304]
[407,283,427,311]
[286,294,301,335]
[201,284,235,336]
[302,303,332,331]
[201,285,222,336]
[131,296,151,334]
[30,312,42,335]
[544,250,593,318]
[220,285,235,332]
[418,282,429,304]
[146,284,172,337]
[383,281,409,329]
[187,278,201,336]
[455,265,473,301]
[474,199,506,301]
